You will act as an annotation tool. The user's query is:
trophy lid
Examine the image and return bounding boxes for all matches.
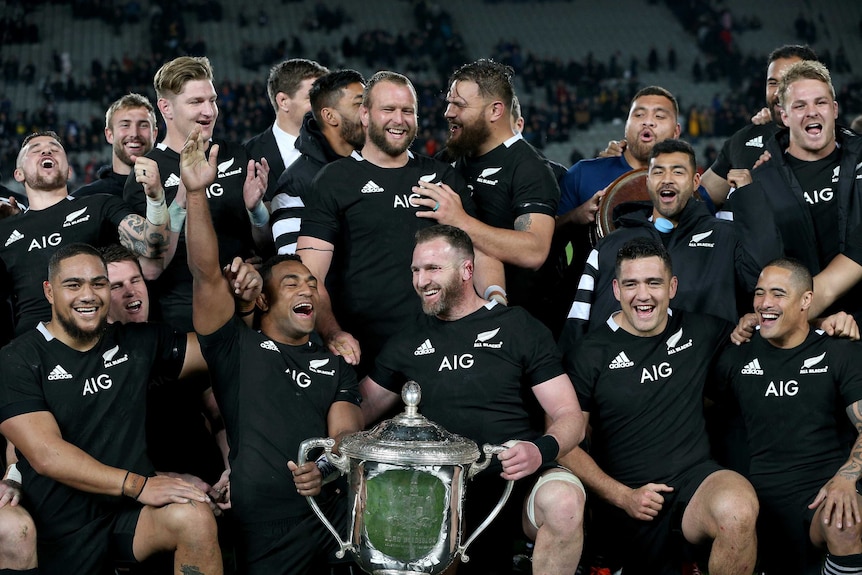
[340,381,480,465]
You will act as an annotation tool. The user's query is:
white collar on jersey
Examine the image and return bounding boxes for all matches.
[607,308,673,332]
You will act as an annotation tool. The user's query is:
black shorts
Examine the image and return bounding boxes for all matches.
[756,489,822,575]
[236,492,348,575]
[591,460,723,575]
[38,505,142,575]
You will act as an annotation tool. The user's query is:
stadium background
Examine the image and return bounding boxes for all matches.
[1,0,861,193]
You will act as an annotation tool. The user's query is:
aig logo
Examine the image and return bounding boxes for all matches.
[82,374,113,396]
[641,362,672,384]
[438,354,474,372]
[286,368,312,388]
[206,182,224,198]
[29,233,62,251]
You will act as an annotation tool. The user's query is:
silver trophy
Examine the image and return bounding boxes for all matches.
[298,381,513,574]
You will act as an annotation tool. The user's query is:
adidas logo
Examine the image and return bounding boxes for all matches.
[414,339,435,356]
[361,180,384,194]
[4,230,23,247]
[609,352,634,369]
[745,136,763,148]
[164,173,181,188]
[741,359,763,375]
[48,364,73,380]
[260,340,280,352]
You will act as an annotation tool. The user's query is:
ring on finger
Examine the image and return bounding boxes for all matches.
[433,201,440,212]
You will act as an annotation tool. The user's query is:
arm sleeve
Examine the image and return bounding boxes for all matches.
[511,157,559,218]
[725,181,784,291]
[558,162,583,215]
[297,166,342,244]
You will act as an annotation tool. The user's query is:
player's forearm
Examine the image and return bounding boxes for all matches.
[118,214,169,259]
[25,438,133,497]
[141,218,170,258]
[314,283,345,342]
[460,217,550,270]
[472,248,506,303]
[185,189,223,284]
[545,408,586,457]
[557,445,629,508]
[836,431,862,483]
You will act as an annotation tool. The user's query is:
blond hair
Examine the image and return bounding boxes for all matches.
[154,56,214,99]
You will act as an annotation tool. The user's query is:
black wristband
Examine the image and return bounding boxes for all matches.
[533,435,560,464]
[237,307,256,317]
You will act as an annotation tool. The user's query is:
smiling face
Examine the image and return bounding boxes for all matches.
[106,106,156,169]
[107,259,149,324]
[411,238,472,320]
[160,79,219,141]
[444,79,492,158]
[362,80,418,158]
[44,253,110,346]
[261,259,318,344]
[334,81,366,149]
[765,57,801,125]
[612,256,677,337]
[754,265,812,349]
[647,151,699,224]
[14,135,70,192]
[780,78,838,161]
[624,95,681,165]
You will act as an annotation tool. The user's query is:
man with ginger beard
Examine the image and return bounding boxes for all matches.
[75,93,157,198]
[181,125,363,574]
[410,59,562,331]
[295,71,480,377]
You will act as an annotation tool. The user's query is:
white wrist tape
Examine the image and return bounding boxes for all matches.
[6,463,21,483]
[146,196,168,226]
[247,201,270,228]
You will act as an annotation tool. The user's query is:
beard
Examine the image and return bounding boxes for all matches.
[419,276,465,317]
[113,139,137,168]
[27,170,67,191]
[367,120,416,157]
[626,137,655,164]
[56,310,107,346]
[340,116,366,150]
[445,118,491,158]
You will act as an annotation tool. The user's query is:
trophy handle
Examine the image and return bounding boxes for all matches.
[458,444,515,563]
[297,437,353,558]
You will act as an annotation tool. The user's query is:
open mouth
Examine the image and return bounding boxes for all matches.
[74,305,99,318]
[804,122,823,136]
[633,304,655,319]
[639,129,655,142]
[759,311,779,327]
[292,302,313,317]
[124,140,144,153]
[658,186,677,200]
[41,158,55,168]
[387,127,407,138]
[125,300,143,312]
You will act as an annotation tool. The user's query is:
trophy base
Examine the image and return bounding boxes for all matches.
[373,570,445,575]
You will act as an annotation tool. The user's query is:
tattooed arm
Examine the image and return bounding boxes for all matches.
[807,400,862,528]
[118,213,170,260]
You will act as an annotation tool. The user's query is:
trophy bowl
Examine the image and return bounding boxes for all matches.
[299,381,513,574]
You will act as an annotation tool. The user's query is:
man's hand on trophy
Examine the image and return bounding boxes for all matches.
[499,440,542,481]
[288,460,322,497]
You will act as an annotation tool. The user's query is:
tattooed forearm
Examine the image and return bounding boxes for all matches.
[514,213,532,232]
[120,215,169,257]
[838,401,862,481]
[180,565,204,575]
